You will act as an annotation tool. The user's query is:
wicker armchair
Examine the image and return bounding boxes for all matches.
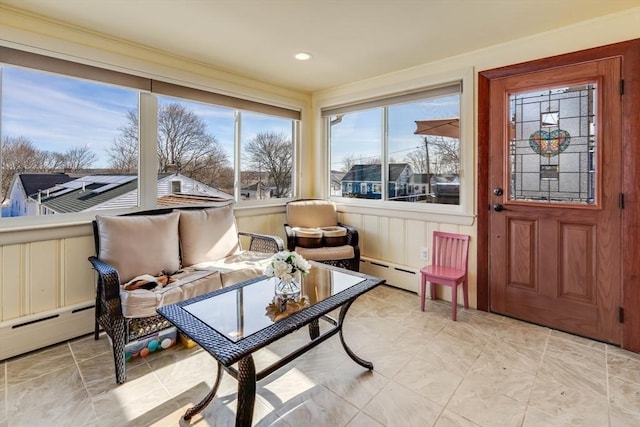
[284,199,360,271]
[88,205,283,384]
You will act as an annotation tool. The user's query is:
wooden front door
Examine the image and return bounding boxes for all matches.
[488,58,622,344]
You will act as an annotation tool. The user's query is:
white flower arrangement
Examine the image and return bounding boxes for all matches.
[265,250,311,284]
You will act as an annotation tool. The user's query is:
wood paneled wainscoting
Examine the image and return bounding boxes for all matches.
[0,227,96,360]
[0,206,476,360]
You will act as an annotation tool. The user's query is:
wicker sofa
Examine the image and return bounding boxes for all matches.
[88,203,283,383]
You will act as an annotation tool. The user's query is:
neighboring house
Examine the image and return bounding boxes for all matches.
[5,173,75,217]
[240,181,276,200]
[13,173,231,216]
[432,174,460,204]
[330,170,345,196]
[341,163,412,200]
[409,173,432,200]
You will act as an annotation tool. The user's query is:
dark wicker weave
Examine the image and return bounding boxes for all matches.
[87,205,284,384]
[157,262,384,425]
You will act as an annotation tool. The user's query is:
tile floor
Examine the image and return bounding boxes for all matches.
[1,285,640,426]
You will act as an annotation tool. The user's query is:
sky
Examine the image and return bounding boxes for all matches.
[329,95,460,171]
[1,66,292,169]
[1,65,458,171]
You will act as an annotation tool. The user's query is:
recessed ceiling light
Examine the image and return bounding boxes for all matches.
[294,52,312,61]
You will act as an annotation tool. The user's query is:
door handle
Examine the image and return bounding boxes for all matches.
[493,204,508,212]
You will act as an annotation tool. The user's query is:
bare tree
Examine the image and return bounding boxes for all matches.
[57,146,97,171]
[244,131,292,198]
[1,136,48,202]
[107,110,138,172]
[109,103,231,187]
[405,147,428,174]
[429,136,460,174]
[404,136,460,176]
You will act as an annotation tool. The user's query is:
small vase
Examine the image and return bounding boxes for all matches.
[274,271,301,299]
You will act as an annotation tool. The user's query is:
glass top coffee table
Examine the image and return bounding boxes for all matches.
[157,261,384,426]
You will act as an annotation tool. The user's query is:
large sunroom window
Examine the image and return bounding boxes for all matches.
[326,83,461,205]
[0,47,300,221]
[0,65,139,217]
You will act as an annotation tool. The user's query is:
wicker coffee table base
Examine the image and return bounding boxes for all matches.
[182,300,370,425]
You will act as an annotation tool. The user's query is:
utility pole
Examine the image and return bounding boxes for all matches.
[424,137,431,200]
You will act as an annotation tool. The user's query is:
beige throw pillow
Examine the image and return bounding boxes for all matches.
[179,205,241,266]
[96,212,181,285]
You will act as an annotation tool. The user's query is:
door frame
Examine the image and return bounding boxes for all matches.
[477,39,640,353]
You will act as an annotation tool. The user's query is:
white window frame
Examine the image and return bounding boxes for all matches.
[320,67,475,226]
[0,47,301,229]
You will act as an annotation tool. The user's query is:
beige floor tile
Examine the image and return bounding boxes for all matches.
[6,364,96,426]
[546,333,606,357]
[345,411,384,427]
[271,384,358,426]
[607,350,640,384]
[398,310,448,338]
[383,287,421,309]
[549,329,608,351]
[446,358,531,426]
[91,368,179,426]
[608,375,640,415]
[6,342,75,386]
[78,351,153,396]
[363,381,442,427]
[148,347,227,394]
[465,356,536,403]
[448,391,525,427]
[393,348,464,406]
[477,335,544,375]
[527,373,609,426]
[356,341,416,379]
[68,332,113,363]
[0,387,5,427]
[321,360,389,409]
[417,329,484,378]
[610,404,640,427]
[257,364,320,408]
[536,360,607,399]
[492,319,550,350]
[522,406,607,427]
[3,284,640,426]
[435,409,482,427]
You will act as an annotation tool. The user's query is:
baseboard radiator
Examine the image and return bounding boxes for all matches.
[0,302,95,361]
[359,256,419,293]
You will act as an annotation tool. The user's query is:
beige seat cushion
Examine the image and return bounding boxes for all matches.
[96,212,181,285]
[292,227,323,248]
[179,205,241,266]
[294,245,355,262]
[286,200,338,228]
[320,226,348,247]
[192,250,275,286]
[120,268,222,318]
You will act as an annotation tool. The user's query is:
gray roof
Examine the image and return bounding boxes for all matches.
[19,173,75,197]
[39,175,140,213]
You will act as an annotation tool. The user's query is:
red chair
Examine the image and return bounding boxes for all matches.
[420,231,470,321]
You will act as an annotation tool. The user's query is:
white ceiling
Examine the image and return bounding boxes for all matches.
[3,0,640,93]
